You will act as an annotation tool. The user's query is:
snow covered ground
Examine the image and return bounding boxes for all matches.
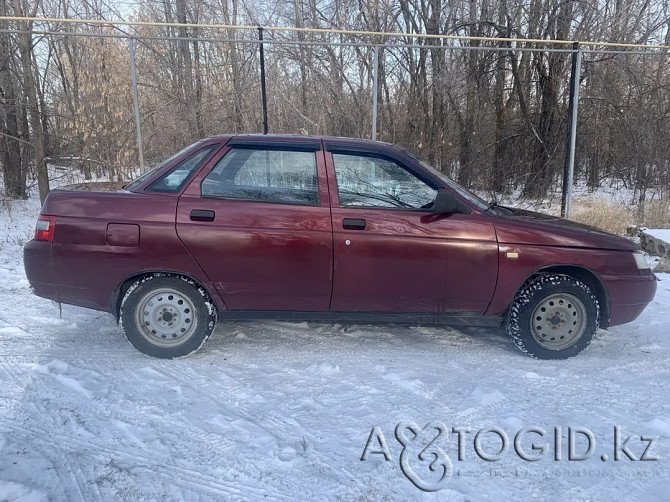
[644,228,670,245]
[0,192,668,501]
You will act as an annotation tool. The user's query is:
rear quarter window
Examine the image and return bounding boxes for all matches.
[147,145,217,193]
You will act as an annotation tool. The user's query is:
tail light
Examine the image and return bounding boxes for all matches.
[35,215,56,242]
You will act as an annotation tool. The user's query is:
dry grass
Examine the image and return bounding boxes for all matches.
[566,197,670,236]
[570,199,635,236]
[641,199,670,229]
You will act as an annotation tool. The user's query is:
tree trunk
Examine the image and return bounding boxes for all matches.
[0,0,24,198]
[176,0,199,141]
[523,0,574,198]
[294,0,308,114]
[492,50,508,192]
[13,0,48,203]
[457,0,479,187]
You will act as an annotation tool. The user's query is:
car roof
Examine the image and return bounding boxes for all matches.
[203,133,408,155]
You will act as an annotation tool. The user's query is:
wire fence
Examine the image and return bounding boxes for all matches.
[2,18,670,218]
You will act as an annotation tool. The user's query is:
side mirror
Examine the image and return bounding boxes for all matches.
[429,188,470,214]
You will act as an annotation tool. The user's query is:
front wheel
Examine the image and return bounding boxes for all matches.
[505,274,600,359]
[120,274,217,358]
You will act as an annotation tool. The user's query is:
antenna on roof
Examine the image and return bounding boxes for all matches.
[258,27,269,135]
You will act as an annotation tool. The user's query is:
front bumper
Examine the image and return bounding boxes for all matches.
[604,272,657,326]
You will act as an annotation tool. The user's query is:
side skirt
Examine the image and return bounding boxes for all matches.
[217,310,503,327]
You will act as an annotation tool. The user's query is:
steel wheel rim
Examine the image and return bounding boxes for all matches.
[530,293,588,351]
[135,288,198,347]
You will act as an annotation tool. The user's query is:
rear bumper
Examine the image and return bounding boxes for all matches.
[24,240,60,302]
[24,239,110,312]
[604,272,657,326]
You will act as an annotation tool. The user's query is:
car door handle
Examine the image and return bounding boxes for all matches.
[190,209,215,222]
[342,218,366,230]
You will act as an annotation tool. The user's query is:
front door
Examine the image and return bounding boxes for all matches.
[177,140,333,311]
[327,150,498,313]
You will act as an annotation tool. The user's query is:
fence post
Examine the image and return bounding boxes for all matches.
[561,42,582,218]
[258,27,269,134]
[371,45,379,140]
[128,37,144,171]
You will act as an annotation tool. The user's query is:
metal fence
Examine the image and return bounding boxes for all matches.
[2,17,670,216]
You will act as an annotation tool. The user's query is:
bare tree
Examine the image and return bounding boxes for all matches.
[13,0,49,203]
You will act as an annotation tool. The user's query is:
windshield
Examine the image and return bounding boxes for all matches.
[124,140,204,190]
[403,150,490,211]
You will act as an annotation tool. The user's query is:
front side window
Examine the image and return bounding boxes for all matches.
[406,151,489,211]
[147,145,217,193]
[201,148,319,205]
[332,153,437,209]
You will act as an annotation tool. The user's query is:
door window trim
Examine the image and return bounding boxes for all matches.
[228,137,322,151]
[326,144,444,187]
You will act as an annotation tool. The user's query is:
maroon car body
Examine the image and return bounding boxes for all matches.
[24,134,657,358]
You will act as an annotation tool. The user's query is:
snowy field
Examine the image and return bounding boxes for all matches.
[0,193,669,501]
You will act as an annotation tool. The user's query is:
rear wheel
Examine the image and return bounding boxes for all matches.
[121,274,216,358]
[505,274,600,359]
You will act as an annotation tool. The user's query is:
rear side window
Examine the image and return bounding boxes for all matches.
[201,148,319,205]
[147,145,217,193]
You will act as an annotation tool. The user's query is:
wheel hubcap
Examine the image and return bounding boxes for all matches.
[530,293,587,351]
[135,288,198,347]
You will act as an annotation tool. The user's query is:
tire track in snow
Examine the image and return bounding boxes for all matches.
[153,365,354,497]
[0,417,280,500]
[63,452,104,502]
[0,354,294,500]
[0,361,28,389]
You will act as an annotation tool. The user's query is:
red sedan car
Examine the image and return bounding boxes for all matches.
[24,135,657,359]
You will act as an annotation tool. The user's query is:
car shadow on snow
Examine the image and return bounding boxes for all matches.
[205,320,521,358]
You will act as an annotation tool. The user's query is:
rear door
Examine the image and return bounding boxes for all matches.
[176,138,333,311]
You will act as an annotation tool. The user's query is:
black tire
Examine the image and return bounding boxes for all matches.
[505,274,600,359]
[120,274,217,358]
